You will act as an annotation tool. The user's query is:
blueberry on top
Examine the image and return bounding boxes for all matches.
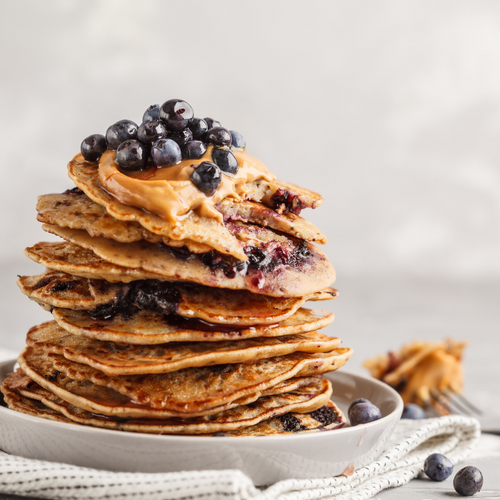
[182,140,207,160]
[106,119,139,150]
[205,127,232,147]
[151,138,182,167]
[159,99,194,131]
[137,120,168,145]
[189,118,208,140]
[168,128,193,148]
[212,148,239,174]
[142,104,160,123]
[81,134,107,162]
[190,161,222,197]
[116,140,148,172]
[230,130,246,149]
[204,117,221,130]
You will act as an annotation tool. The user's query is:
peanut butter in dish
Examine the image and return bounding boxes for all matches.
[363,339,467,406]
[98,146,275,223]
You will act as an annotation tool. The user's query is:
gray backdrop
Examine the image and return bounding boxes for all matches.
[0,1,498,388]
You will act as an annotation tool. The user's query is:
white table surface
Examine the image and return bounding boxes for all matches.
[0,265,499,498]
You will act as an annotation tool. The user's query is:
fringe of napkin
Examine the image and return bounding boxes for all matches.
[0,415,480,500]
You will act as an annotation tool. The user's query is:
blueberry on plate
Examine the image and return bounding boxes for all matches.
[168,128,193,147]
[348,398,371,413]
[80,134,107,162]
[424,453,454,481]
[115,140,148,172]
[230,130,246,149]
[401,403,426,420]
[151,138,182,167]
[348,400,382,426]
[190,161,222,196]
[212,148,239,174]
[159,99,194,131]
[205,127,232,147]
[454,466,483,496]
[106,119,139,150]
[189,118,208,140]
[137,120,168,145]
[182,140,207,160]
[204,117,221,130]
[142,104,160,123]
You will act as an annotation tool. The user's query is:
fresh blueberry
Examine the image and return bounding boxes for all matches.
[142,104,160,123]
[348,402,382,426]
[159,99,194,131]
[230,130,246,149]
[204,117,221,130]
[80,134,107,162]
[401,403,426,420]
[424,453,454,481]
[190,161,222,196]
[115,140,148,172]
[205,127,232,147]
[168,128,193,148]
[182,140,207,160]
[137,120,168,145]
[212,148,239,174]
[105,119,138,150]
[189,118,208,140]
[454,466,483,496]
[151,138,182,167]
[348,398,371,414]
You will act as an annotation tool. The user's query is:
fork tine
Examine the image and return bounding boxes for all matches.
[444,389,484,417]
[429,390,451,416]
[430,389,482,418]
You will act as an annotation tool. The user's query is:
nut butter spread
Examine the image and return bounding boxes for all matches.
[98,146,275,223]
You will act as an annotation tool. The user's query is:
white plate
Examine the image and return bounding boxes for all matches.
[0,358,403,485]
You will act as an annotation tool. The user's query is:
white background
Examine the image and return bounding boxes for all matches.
[0,1,498,392]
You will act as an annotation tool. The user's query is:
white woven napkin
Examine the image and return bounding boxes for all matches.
[0,415,480,500]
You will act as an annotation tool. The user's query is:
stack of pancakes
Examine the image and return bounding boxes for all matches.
[2,151,353,436]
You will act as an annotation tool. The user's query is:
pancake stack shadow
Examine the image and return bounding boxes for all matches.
[2,148,353,436]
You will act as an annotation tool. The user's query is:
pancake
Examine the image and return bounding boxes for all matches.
[19,271,337,325]
[18,347,351,415]
[37,190,326,249]
[51,307,334,345]
[68,154,323,261]
[42,224,335,297]
[26,321,342,375]
[3,370,335,435]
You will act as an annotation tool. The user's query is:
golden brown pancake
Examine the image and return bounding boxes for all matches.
[18,271,337,325]
[26,321,342,375]
[18,347,351,415]
[51,307,334,345]
[41,224,336,297]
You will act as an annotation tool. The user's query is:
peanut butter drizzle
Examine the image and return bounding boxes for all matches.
[98,146,275,223]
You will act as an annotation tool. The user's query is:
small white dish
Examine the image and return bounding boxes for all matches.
[0,358,403,485]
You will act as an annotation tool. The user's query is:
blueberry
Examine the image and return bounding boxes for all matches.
[204,117,221,130]
[151,138,182,167]
[142,104,160,123]
[401,403,426,420]
[205,127,232,147]
[454,466,483,496]
[348,398,371,414]
[348,402,382,426]
[190,161,222,197]
[424,453,454,481]
[159,99,194,131]
[168,128,193,148]
[80,134,107,162]
[115,140,148,172]
[182,140,207,160]
[189,118,208,139]
[137,120,168,145]
[230,130,246,149]
[212,148,239,174]
[105,119,138,150]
